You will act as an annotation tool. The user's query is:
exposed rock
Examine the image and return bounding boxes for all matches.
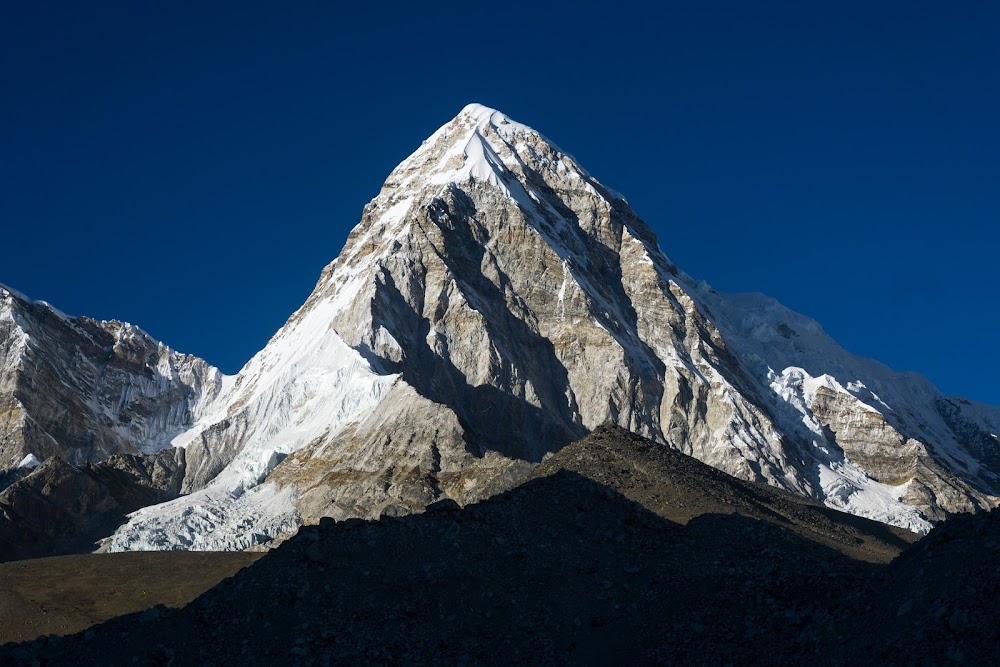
[0,285,224,472]
[526,425,918,562]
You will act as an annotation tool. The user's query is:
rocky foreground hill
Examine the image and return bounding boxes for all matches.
[2,427,996,666]
[2,103,999,557]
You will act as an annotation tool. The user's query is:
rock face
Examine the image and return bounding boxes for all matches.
[0,286,224,471]
[3,104,998,554]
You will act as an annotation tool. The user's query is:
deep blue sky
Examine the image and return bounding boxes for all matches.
[2,2,997,404]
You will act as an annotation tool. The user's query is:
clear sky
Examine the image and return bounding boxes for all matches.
[2,2,998,405]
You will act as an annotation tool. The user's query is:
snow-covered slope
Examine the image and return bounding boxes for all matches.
[106,301,399,550]
[98,104,997,549]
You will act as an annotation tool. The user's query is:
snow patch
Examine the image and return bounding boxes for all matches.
[818,465,929,533]
[16,453,41,469]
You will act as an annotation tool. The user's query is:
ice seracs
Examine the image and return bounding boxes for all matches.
[106,319,399,550]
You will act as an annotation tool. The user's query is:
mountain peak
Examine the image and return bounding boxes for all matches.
[456,102,508,126]
[450,103,542,143]
[87,103,1000,552]
[378,103,610,218]
[389,103,542,188]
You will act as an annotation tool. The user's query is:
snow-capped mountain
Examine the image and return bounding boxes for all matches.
[4,105,998,553]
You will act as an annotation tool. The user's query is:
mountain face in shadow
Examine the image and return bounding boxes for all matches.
[0,449,184,563]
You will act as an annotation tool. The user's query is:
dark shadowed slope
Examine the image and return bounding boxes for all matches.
[3,429,997,665]
[6,471,998,665]
[530,425,919,562]
[2,471,882,665]
[0,450,184,563]
[841,506,1000,663]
